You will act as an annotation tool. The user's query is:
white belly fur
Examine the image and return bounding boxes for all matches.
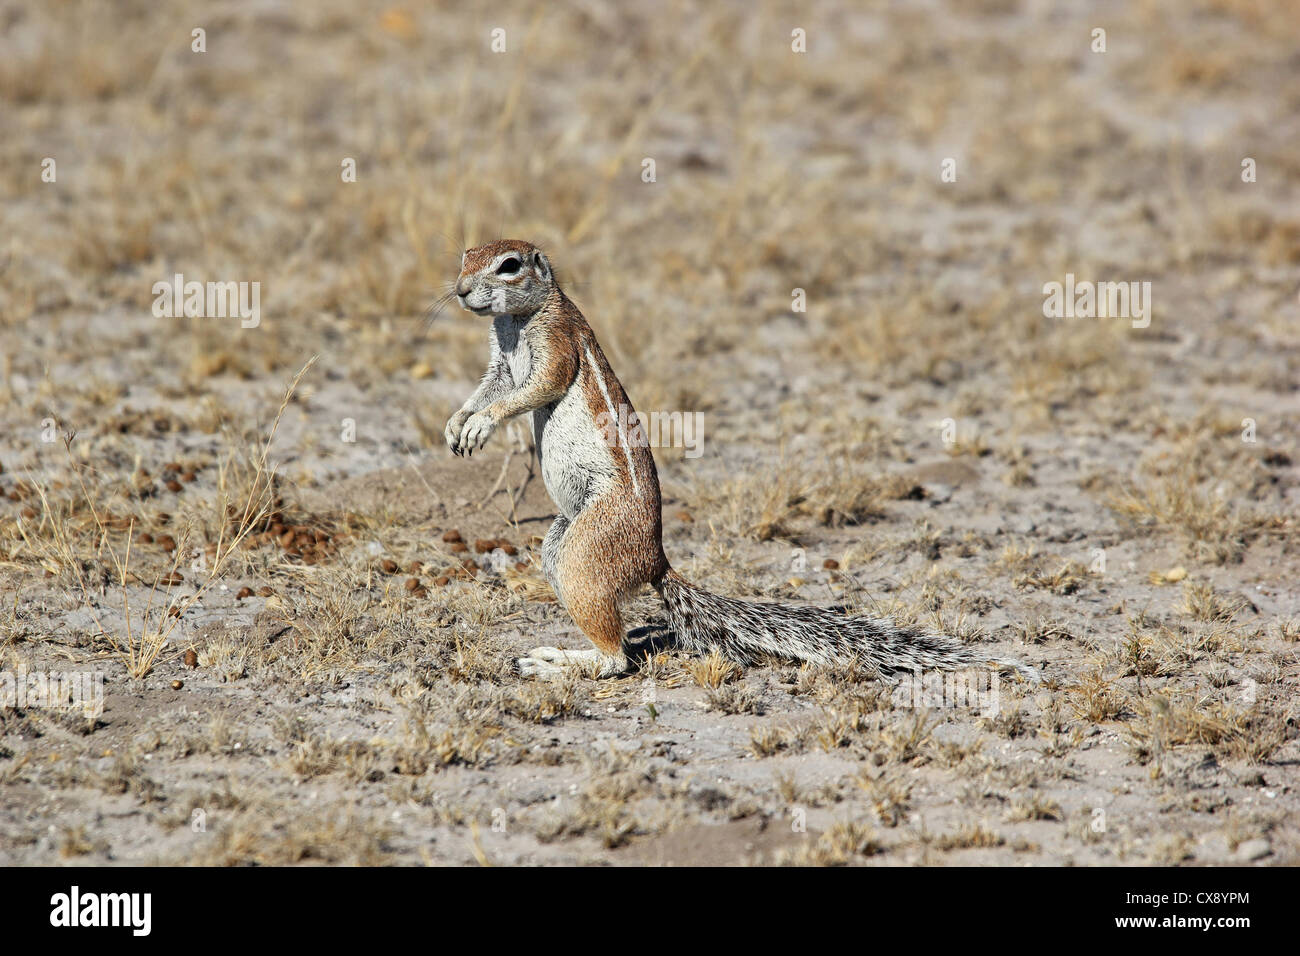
[494,316,615,518]
[536,389,617,518]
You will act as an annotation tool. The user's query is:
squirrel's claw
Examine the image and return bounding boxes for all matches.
[446,411,473,456]
[461,411,496,453]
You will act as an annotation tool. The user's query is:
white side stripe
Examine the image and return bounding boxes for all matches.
[585,344,640,498]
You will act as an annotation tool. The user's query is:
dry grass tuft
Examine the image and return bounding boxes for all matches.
[1109,475,1264,565]
[686,649,742,689]
[1126,693,1291,768]
[777,820,884,866]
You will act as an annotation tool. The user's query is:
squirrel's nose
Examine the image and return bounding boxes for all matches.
[455,278,473,296]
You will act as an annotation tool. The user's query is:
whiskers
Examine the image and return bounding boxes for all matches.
[421,228,469,335]
[423,283,460,334]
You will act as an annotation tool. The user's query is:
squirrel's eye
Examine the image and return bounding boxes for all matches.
[496,257,521,275]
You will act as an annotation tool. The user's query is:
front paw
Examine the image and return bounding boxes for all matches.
[445,410,471,455]
[459,411,497,454]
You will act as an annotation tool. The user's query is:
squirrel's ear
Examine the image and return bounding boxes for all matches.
[532,250,550,280]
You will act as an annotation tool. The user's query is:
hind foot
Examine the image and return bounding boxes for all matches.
[516,647,628,680]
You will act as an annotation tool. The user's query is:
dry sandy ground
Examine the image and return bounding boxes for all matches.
[1,0,1298,865]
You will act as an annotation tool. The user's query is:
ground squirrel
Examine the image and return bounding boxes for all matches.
[446,240,1037,682]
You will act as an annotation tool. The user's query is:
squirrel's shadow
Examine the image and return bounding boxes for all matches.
[623,621,677,664]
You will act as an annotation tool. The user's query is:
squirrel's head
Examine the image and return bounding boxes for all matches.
[455,239,554,317]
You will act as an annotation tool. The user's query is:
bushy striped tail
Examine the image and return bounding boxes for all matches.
[655,570,1037,682]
